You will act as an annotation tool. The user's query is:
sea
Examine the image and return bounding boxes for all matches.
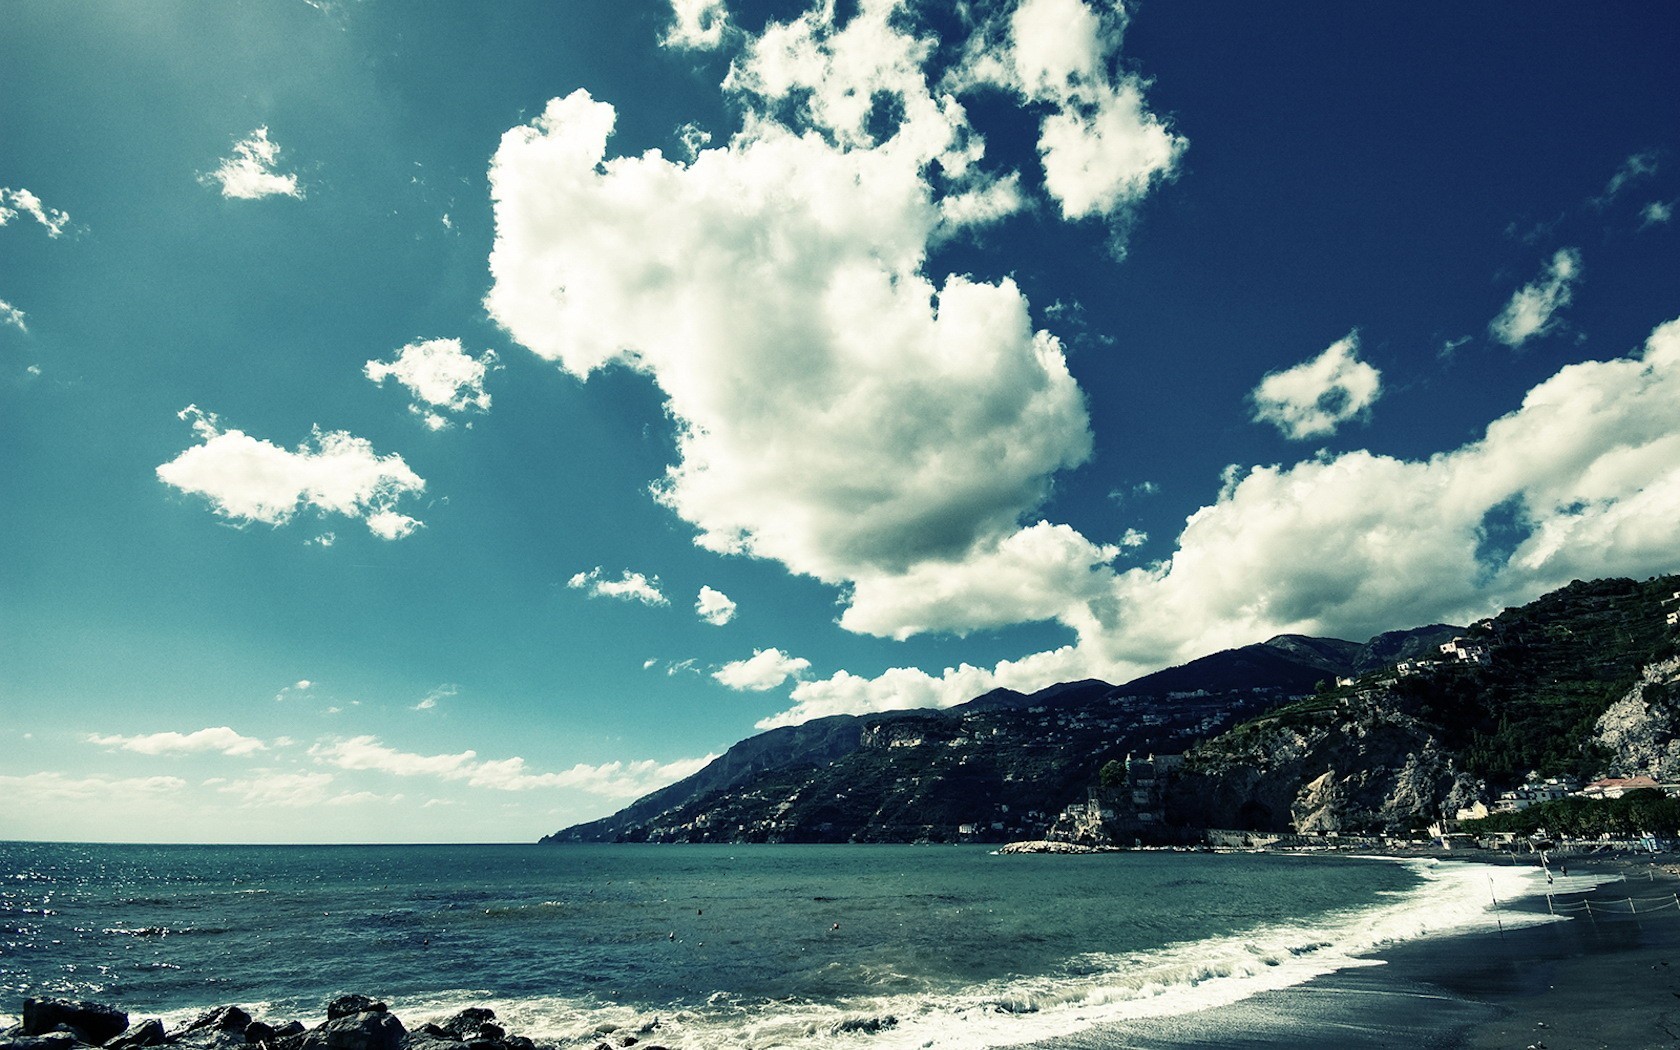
[0,842,1569,1049]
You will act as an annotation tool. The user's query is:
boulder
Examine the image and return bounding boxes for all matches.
[434,1013,491,1042]
[323,1001,385,1024]
[176,1008,251,1037]
[405,1026,454,1043]
[22,1001,128,1045]
[171,1031,248,1050]
[296,1011,405,1050]
[106,1020,164,1050]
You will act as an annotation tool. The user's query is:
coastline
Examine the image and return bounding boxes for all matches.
[1023,852,1680,1050]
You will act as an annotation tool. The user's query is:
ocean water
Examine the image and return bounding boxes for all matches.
[0,843,1562,1049]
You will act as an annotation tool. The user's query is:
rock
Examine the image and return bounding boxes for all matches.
[22,1001,128,1045]
[323,1000,386,1024]
[1596,658,1680,779]
[177,1008,251,1037]
[269,1025,304,1042]
[296,1010,405,1050]
[106,1021,164,1050]
[435,1012,491,1041]
[171,1030,248,1050]
[1,1034,81,1050]
[244,1022,278,1045]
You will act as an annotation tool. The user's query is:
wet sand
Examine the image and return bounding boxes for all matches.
[1031,854,1680,1050]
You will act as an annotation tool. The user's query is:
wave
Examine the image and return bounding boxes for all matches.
[367,859,1562,1050]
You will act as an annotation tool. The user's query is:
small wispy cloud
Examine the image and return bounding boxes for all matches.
[310,735,714,798]
[1489,248,1581,348]
[365,338,499,431]
[0,187,72,237]
[1594,150,1657,208]
[87,726,267,757]
[413,684,457,711]
[568,567,668,605]
[1641,201,1673,229]
[202,127,304,200]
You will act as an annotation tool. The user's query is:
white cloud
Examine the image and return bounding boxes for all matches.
[0,772,188,804]
[480,0,1183,723]
[1120,528,1147,548]
[414,684,457,711]
[1596,150,1657,206]
[218,771,338,807]
[1,188,73,335]
[203,127,304,200]
[838,521,1118,640]
[1250,332,1383,440]
[274,679,314,702]
[364,337,499,427]
[87,726,267,757]
[0,187,73,237]
[760,315,1680,727]
[488,90,1091,584]
[310,735,714,798]
[156,406,425,539]
[695,585,737,626]
[1642,201,1673,228]
[958,0,1186,233]
[712,648,811,691]
[663,0,729,50]
[568,567,668,605]
[1489,248,1582,348]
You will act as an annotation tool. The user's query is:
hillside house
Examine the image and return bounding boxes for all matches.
[1492,776,1580,812]
[1578,775,1663,800]
[1439,638,1492,666]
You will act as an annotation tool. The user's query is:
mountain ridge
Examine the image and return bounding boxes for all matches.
[543,621,1463,844]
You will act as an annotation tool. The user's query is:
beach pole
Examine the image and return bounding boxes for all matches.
[1489,876,1507,943]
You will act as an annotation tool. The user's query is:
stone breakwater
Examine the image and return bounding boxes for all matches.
[0,997,659,1050]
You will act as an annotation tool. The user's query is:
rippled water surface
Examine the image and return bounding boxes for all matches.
[0,842,1535,1048]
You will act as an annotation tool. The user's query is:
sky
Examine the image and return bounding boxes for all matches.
[2,0,1678,844]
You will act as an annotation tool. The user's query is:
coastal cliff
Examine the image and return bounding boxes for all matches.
[1169,575,1680,835]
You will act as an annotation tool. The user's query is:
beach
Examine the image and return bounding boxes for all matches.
[1026,853,1680,1050]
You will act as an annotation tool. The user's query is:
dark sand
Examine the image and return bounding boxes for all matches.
[1030,853,1680,1050]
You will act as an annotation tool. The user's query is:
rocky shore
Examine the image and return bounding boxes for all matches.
[0,997,654,1050]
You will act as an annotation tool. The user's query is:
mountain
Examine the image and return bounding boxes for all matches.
[545,574,1680,846]
[543,625,1459,844]
[1167,575,1680,835]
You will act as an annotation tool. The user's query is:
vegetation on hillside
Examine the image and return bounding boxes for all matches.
[1190,575,1680,789]
[1463,790,1680,838]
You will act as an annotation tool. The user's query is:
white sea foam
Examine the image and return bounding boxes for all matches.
[379,859,1568,1050]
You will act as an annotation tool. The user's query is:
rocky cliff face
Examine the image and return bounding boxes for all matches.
[1596,657,1680,779]
[1169,575,1680,836]
[1164,689,1479,835]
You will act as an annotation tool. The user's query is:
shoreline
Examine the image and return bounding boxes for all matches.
[1022,852,1680,1049]
[8,847,1677,1049]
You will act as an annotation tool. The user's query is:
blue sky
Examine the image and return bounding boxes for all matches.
[3,0,1677,843]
